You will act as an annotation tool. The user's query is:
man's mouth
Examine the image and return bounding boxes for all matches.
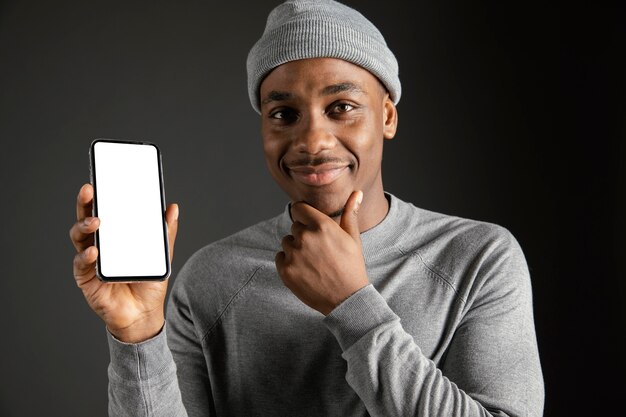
[285,159,352,186]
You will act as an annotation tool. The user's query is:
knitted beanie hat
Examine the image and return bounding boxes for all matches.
[246,0,401,113]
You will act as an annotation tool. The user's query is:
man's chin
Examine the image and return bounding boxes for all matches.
[299,196,348,219]
[326,207,345,219]
[289,187,353,219]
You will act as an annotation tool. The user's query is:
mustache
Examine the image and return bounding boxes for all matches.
[283,156,350,168]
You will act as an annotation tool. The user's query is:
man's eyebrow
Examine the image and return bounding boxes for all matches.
[261,83,365,105]
[321,82,366,96]
[261,91,292,105]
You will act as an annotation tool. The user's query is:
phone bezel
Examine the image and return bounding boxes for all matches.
[89,138,171,282]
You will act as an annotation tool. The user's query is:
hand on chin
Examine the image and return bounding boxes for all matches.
[293,190,352,220]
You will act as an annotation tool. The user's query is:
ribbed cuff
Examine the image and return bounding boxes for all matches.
[323,284,399,352]
[107,324,175,381]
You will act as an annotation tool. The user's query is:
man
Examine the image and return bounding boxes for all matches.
[70,0,544,416]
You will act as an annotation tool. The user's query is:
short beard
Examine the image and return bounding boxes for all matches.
[289,203,345,220]
[327,207,345,219]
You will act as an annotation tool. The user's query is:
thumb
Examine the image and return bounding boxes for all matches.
[340,190,363,240]
[166,203,179,262]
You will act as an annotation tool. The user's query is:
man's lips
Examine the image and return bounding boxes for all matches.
[286,163,351,186]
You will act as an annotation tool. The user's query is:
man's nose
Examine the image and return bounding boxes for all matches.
[293,113,335,154]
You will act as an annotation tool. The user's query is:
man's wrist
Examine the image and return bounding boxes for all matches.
[323,282,370,316]
[108,314,165,344]
[324,285,399,351]
[107,324,175,382]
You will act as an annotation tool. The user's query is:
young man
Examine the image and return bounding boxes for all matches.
[70,1,544,415]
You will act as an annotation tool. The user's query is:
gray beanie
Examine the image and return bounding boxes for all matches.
[246,0,401,113]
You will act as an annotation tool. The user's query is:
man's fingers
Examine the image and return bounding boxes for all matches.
[73,246,98,287]
[290,221,306,240]
[69,216,100,252]
[275,250,286,268]
[339,190,363,240]
[274,250,291,280]
[76,184,94,222]
[280,234,296,251]
[165,203,179,262]
[290,201,326,226]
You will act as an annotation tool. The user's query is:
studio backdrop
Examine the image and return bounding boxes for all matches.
[0,1,624,416]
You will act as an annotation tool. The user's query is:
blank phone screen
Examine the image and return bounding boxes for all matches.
[91,140,169,280]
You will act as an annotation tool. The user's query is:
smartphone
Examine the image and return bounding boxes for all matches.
[89,139,170,281]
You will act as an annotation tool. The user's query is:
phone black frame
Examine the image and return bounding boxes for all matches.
[89,138,171,282]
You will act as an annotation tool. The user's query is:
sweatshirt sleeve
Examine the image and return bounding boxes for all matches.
[107,326,188,417]
[323,236,544,416]
[165,274,216,417]
[106,270,214,417]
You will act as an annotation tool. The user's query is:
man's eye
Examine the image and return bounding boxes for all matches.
[269,109,297,121]
[332,103,355,113]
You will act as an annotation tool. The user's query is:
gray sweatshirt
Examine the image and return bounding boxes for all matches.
[107,194,544,416]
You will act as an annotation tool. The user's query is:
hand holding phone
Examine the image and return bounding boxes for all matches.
[69,139,180,343]
[90,139,170,281]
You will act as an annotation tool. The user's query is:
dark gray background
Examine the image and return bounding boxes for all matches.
[1,1,624,416]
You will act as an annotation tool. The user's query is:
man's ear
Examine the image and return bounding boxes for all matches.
[382,96,398,140]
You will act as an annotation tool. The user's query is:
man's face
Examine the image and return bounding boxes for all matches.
[259,58,397,218]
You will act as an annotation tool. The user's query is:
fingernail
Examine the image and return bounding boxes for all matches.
[84,217,93,225]
[356,191,363,206]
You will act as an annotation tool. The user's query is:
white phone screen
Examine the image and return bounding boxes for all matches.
[90,139,170,281]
